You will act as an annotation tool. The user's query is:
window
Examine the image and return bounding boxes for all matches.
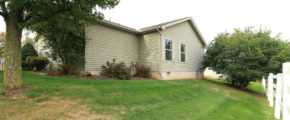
[165,39,172,61]
[181,44,186,62]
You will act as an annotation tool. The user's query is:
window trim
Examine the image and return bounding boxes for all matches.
[165,39,173,61]
[180,44,186,62]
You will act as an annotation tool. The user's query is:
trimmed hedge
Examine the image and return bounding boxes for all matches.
[23,56,50,71]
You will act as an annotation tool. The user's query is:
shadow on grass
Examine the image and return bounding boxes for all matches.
[203,79,266,98]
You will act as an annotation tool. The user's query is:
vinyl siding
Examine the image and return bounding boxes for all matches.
[160,21,204,72]
[138,33,160,72]
[85,21,205,78]
[85,24,139,71]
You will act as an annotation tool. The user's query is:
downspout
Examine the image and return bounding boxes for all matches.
[157,27,163,79]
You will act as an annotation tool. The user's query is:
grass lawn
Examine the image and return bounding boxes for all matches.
[0,71,275,120]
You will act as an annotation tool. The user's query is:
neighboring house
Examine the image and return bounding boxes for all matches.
[35,37,62,70]
[35,37,51,57]
[0,57,4,70]
[204,68,225,79]
[85,17,206,80]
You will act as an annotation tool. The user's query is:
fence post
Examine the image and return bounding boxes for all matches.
[262,76,266,89]
[275,73,283,119]
[268,73,274,107]
[283,63,290,120]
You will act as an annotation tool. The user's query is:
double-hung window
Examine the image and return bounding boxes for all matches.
[165,39,172,61]
[180,44,186,62]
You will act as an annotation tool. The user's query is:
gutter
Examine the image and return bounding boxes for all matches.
[157,27,164,79]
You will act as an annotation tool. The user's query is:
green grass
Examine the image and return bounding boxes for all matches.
[248,82,266,94]
[0,71,274,120]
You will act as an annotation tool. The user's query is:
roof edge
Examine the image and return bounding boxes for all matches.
[161,17,206,46]
[95,17,207,46]
[97,20,140,34]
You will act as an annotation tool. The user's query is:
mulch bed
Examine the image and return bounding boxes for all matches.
[36,71,156,80]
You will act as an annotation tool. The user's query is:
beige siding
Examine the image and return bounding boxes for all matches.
[138,33,160,72]
[85,24,139,72]
[160,21,205,73]
[85,20,205,79]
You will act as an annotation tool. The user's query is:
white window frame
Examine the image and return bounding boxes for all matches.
[180,44,186,62]
[165,39,173,61]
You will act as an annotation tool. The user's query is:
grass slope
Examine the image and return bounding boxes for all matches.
[0,71,274,120]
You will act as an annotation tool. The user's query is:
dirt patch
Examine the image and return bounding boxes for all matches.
[38,97,117,120]
[1,97,117,120]
[231,95,238,100]
[65,105,116,120]
[223,87,232,95]
[111,105,148,115]
[210,87,219,91]
[2,85,33,99]
[110,92,124,96]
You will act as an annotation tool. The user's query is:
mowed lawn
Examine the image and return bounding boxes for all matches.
[0,71,274,120]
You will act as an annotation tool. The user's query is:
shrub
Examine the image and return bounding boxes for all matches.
[202,27,290,89]
[21,42,38,61]
[22,61,31,70]
[134,64,151,78]
[59,63,80,75]
[101,59,131,80]
[25,56,49,71]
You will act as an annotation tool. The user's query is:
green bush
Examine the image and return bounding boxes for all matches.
[202,27,290,89]
[101,59,131,80]
[21,42,38,61]
[25,56,50,71]
[22,61,31,70]
[134,64,151,78]
[59,63,80,75]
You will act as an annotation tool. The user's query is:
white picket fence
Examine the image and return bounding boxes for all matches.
[263,63,290,120]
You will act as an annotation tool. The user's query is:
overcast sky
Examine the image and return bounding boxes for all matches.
[0,0,289,44]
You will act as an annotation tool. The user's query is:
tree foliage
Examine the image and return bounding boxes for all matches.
[202,27,290,89]
[23,36,35,47]
[39,28,85,75]
[21,42,38,61]
[34,11,86,74]
[0,0,119,89]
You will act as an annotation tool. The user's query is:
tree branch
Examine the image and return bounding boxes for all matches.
[22,15,32,23]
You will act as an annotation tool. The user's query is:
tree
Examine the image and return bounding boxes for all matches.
[202,27,290,90]
[0,0,119,89]
[39,27,86,74]
[0,32,5,57]
[23,36,35,47]
[21,42,38,61]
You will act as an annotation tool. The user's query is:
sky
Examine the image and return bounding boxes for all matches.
[0,0,290,44]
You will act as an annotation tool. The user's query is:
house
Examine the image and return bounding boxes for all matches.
[0,57,4,70]
[85,17,206,80]
[34,37,62,70]
[204,68,225,79]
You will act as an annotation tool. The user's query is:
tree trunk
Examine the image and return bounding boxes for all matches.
[240,81,249,91]
[3,15,23,89]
